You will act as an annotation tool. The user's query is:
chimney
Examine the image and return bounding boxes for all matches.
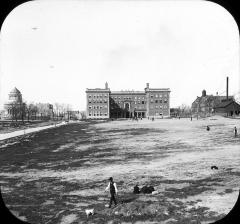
[146,83,149,89]
[226,76,229,100]
[202,89,206,97]
[105,82,108,89]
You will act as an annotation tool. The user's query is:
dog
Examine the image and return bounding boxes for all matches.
[211,166,218,170]
[85,208,94,218]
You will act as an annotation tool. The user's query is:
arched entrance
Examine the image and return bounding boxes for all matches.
[124,102,130,118]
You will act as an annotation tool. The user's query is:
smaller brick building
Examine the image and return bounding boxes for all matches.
[214,99,240,116]
[191,90,233,116]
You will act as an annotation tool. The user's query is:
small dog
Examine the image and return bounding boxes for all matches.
[85,208,94,218]
[211,166,218,170]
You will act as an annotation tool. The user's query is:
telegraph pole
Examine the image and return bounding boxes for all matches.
[226,76,229,100]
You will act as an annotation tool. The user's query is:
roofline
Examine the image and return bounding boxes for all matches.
[111,91,145,94]
[146,88,171,92]
[214,100,238,109]
[86,88,110,92]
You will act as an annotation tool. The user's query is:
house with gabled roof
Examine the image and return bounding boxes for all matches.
[191,90,233,116]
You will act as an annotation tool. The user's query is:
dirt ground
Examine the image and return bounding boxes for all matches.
[0,116,239,224]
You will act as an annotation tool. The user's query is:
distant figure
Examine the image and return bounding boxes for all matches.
[105,177,118,208]
[140,185,155,194]
[148,117,149,120]
[234,126,237,137]
[179,116,180,120]
[211,165,218,170]
[191,116,192,121]
[133,184,140,194]
[206,126,210,131]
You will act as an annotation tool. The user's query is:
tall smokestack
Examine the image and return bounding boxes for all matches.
[226,76,229,100]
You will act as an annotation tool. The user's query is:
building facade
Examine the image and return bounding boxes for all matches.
[4,87,26,120]
[214,99,240,116]
[191,90,233,115]
[86,83,170,119]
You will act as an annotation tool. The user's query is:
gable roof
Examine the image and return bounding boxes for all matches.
[214,100,240,109]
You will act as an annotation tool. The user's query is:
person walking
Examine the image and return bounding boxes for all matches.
[234,126,237,137]
[105,177,118,208]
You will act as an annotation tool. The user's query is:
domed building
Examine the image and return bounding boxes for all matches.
[4,87,25,120]
[8,87,23,104]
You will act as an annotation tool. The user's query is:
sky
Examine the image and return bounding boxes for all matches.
[0,0,239,111]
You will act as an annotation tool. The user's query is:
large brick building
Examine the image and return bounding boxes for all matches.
[86,83,170,119]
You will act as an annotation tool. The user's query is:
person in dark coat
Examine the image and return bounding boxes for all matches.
[206,126,210,131]
[234,126,237,137]
[105,177,118,208]
[133,184,140,194]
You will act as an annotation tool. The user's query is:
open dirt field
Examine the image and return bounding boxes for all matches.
[0,116,239,224]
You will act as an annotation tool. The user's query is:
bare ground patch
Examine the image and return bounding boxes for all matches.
[0,117,240,223]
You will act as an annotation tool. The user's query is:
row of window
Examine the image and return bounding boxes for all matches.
[89,113,108,116]
[88,94,168,99]
[89,105,108,109]
[150,94,168,98]
[150,99,168,103]
[88,99,168,104]
[88,100,108,103]
[112,96,145,100]
[134,106,146,109]
[88,94,108,98]
[150,105,168,109]
[110,106,146,110]
[111,101,145,105]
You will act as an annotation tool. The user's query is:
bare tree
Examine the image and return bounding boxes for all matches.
[35,103,52,120]
[4,102,21,122]
[53,103,73,120]
[25,103,37,122]
[179,104,191,117]
[66,104,72,120]
[80,111,87,120]
[54,103,61,120]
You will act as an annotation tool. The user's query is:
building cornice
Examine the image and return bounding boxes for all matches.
[111,91,145,95]
[86,88,110,93]
[145,88,171,92]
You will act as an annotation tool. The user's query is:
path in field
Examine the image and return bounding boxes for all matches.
[0,116,239,223]
[0,121,74,141]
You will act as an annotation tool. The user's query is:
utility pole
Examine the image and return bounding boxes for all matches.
[226,76,229,100]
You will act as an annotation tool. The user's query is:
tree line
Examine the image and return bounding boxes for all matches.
[4,102,84,122]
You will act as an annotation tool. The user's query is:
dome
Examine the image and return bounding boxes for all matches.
[10,87,21,94]
[8,87,22,103]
